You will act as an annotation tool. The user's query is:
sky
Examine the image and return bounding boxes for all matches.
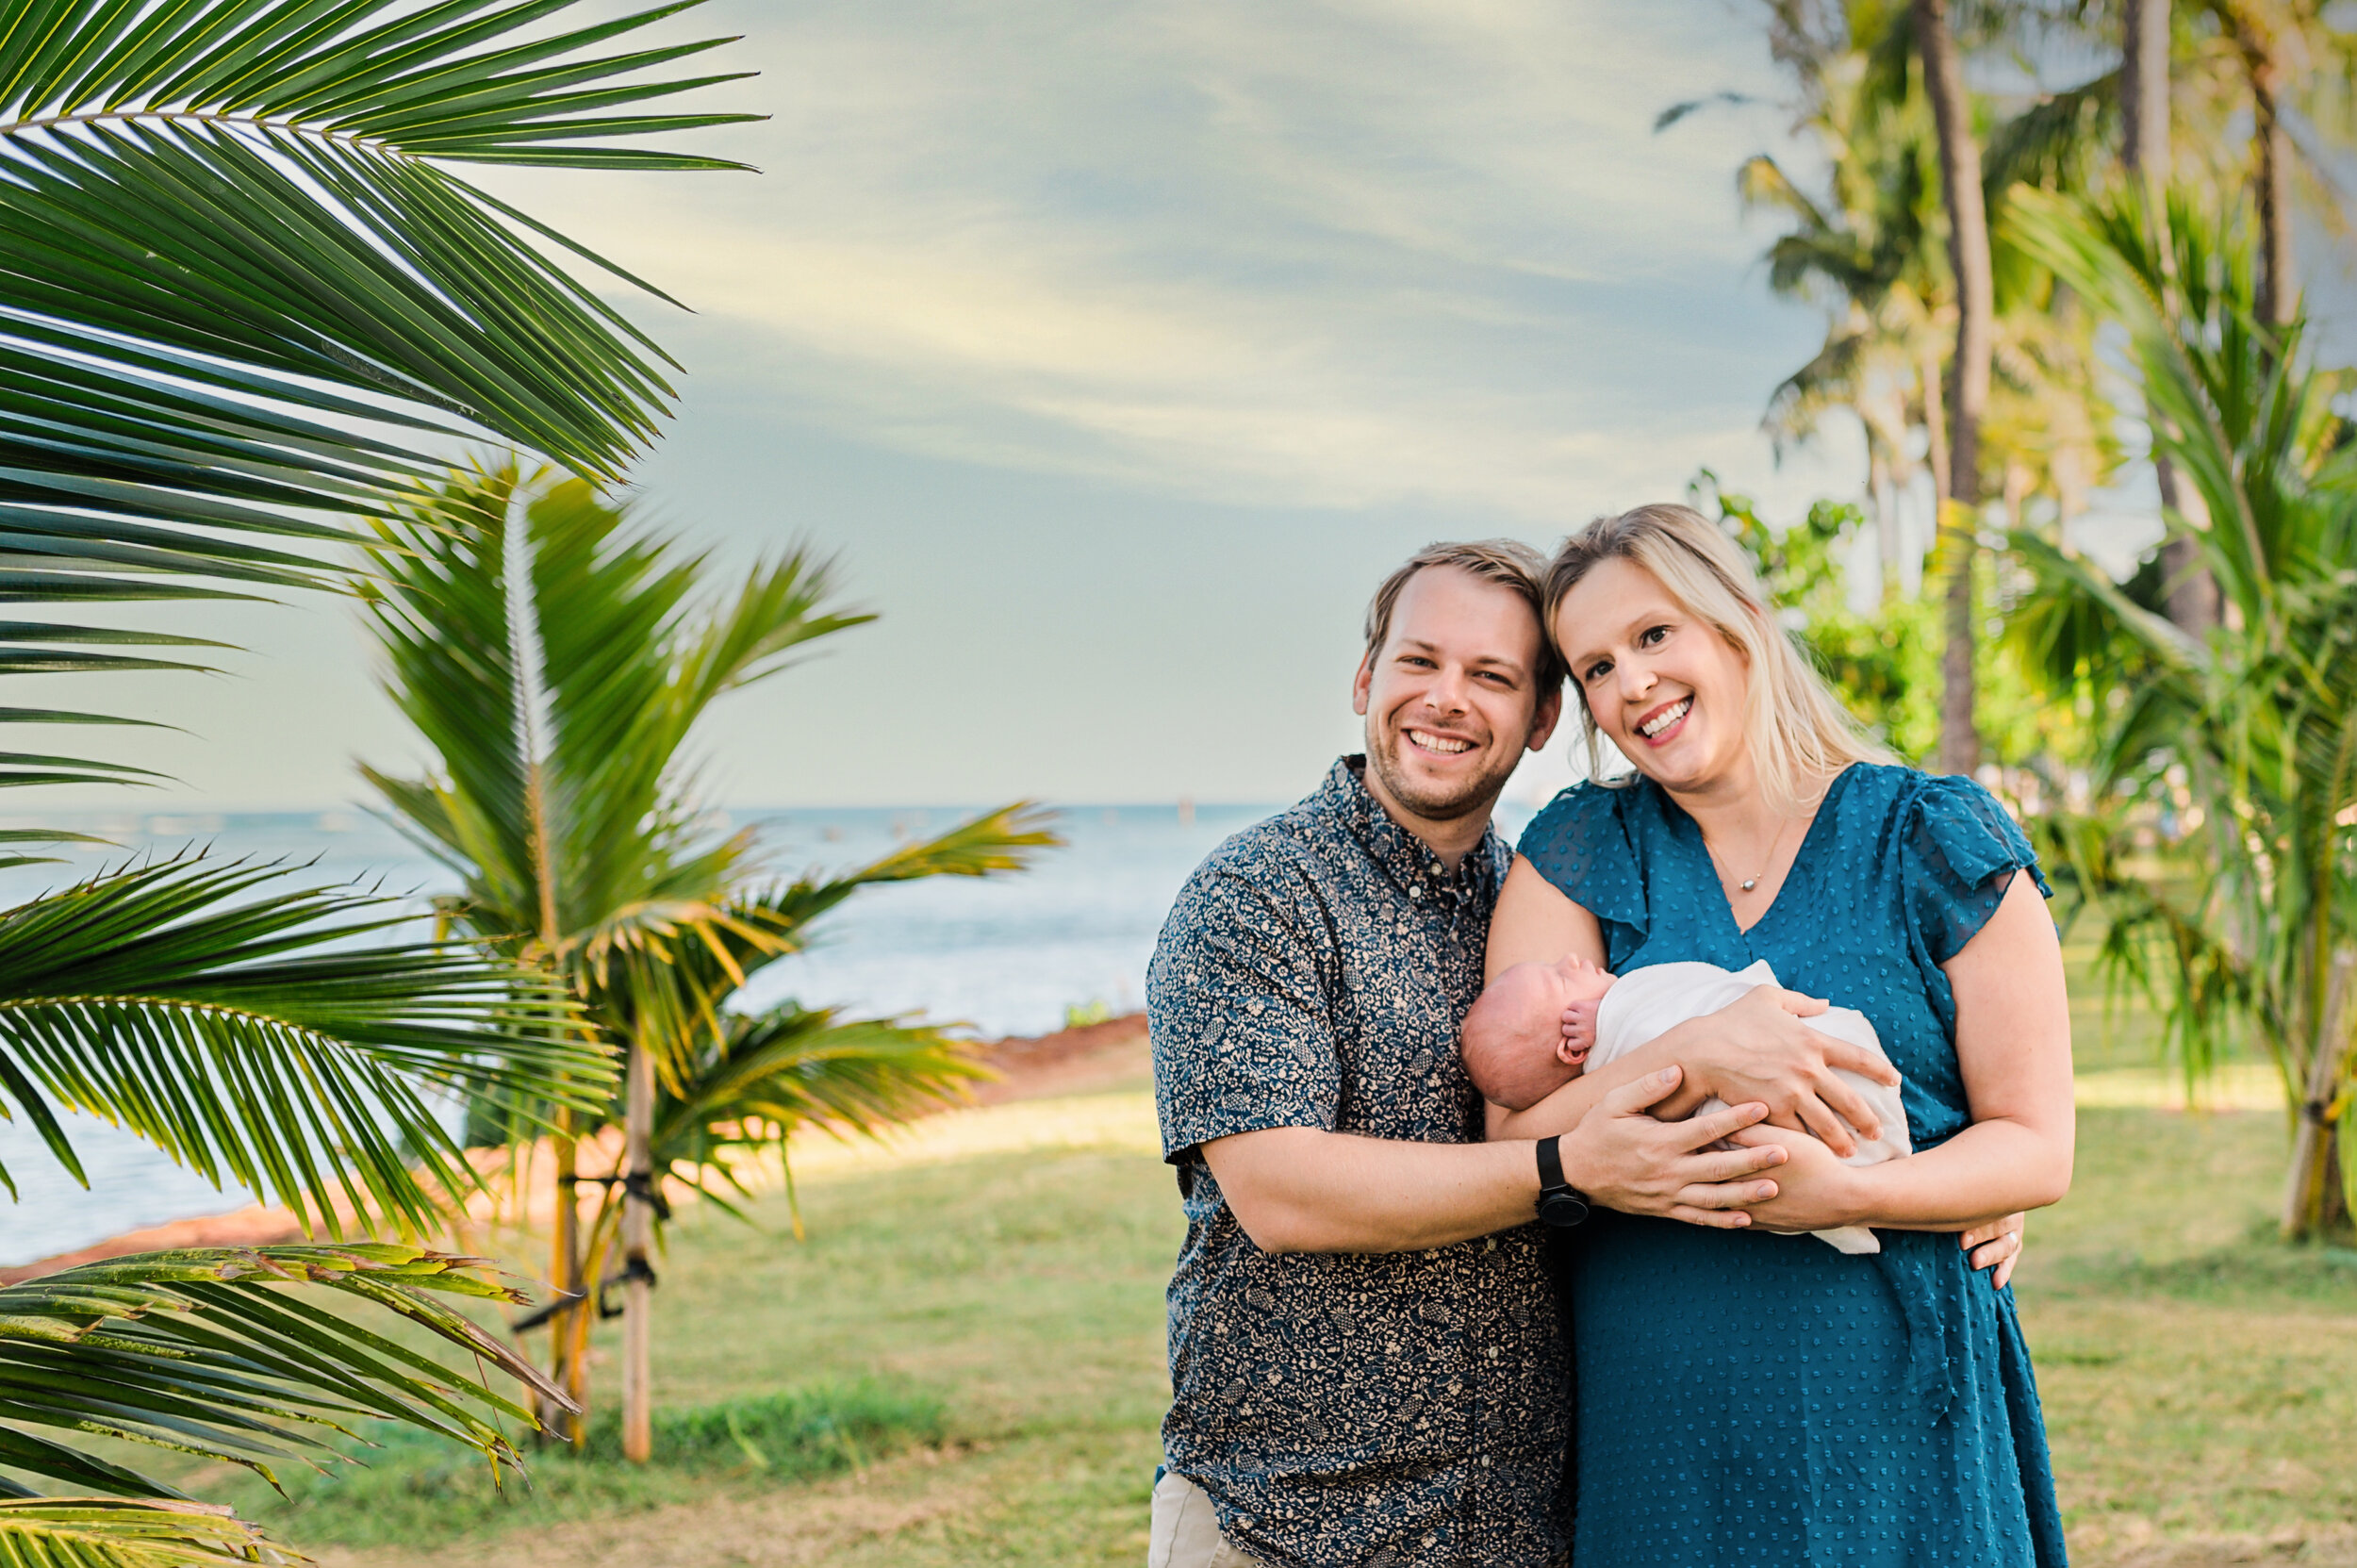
[23,0,2301,815]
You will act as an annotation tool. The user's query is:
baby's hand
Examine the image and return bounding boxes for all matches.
[1558,999,1598,1068]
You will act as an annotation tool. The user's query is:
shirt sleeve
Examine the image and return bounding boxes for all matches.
[1902,772,2053,966]
[1516,781,1649,960]
[1147,866,1343,1164]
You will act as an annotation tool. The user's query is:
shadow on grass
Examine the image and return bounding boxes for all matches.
[229,1380,947,1551]
[2045,1227,2357,1307]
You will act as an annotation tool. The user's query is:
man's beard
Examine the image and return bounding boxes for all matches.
[1365,724,1521,823]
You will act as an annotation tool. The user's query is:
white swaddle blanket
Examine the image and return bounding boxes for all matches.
[1591,958,1911,1255]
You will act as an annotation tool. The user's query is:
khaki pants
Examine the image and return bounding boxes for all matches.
[1146,1471,1258,1568]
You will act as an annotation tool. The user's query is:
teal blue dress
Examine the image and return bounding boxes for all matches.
[1519,764,2068,1567]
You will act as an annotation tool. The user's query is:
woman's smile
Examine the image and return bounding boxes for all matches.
[1634,696,1692,744]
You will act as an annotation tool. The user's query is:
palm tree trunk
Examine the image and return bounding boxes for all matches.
[621,1039,656,1461]
[2225,7,2296,329]
[2282,1048,2350,1240]
[544,1116,583,1445]
[1920,349,1951,504]
[1915,0,1988,776]
[2123,0,2218,634]
[2281,929,2352,1240]
[1871,446,1901,604]
[2120,0,2169,183]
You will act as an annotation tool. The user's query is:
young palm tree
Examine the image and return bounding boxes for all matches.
[0,0,754,1554]
[2010,184,2357,1239]
[358,463,1055,1458]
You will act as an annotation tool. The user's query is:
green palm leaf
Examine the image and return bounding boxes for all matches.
[0,1498,289,1567]
[0,851,606,1231]
[650,1007,991,1230]
[0,0,755,790]
[0,1243,568,1505]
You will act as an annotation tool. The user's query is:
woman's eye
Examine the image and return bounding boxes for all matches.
[1640,624,1670,648]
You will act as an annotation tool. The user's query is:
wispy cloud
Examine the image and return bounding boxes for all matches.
[482,0,1850,519]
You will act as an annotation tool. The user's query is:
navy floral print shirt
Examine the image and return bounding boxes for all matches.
[1148,757,1572,1568]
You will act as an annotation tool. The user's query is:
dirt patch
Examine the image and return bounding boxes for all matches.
[970,1012,1147,1105]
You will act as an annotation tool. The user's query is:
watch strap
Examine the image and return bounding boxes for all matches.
[1534,1134,1591,1229]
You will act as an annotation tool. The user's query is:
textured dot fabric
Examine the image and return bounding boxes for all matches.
[1149,758,1572,1568]
[1519,763,2069,1568]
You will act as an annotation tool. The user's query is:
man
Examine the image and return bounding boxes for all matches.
[1145,541,1801,1568]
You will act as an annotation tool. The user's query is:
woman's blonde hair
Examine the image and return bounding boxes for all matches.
[1543,503,1895,816]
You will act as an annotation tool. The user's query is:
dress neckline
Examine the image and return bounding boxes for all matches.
[1664,762,1859,941]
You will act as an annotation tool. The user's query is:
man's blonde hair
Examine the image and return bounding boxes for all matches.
[1542,503,1894,816]
[1364,539,1567,696]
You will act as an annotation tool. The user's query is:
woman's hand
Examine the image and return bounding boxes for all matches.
[1665,985,1901,1156]
[1559,1067,1789,1228]
[1722,1123,1869,1231]
[1961,1213,2025,1289]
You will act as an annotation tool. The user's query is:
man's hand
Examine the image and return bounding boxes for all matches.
[1558,1066,1789,1228]
[1664,985,1899,1157]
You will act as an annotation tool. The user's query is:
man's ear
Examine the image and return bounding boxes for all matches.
[1525,685,1564,752]
[1351,650,1375,717]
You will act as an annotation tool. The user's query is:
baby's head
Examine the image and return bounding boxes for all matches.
[1460,952,1617,1112]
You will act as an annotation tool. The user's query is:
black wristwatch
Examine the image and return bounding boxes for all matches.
[1535,1135,1591,1229]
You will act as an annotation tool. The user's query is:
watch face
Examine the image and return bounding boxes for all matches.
[1539,1190,1591,1229]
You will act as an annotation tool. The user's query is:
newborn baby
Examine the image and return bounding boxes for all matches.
[1463,953,1910,1254]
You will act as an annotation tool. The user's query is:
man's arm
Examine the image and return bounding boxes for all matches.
[1201,1067,1789,1254]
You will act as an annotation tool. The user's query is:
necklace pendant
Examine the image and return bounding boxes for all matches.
[1739,877,1758,892]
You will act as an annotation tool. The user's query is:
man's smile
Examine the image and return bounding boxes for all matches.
[1405,727,1475,756]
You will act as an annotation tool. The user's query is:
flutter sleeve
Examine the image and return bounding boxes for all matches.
[1516,781,1649,965]
[1902,773,2052,966]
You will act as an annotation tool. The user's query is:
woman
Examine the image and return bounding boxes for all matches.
[1489,503,2072,1566]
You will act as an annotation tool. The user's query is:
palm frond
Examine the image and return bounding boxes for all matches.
[1983,70,2117,202]
[358,465,540,924]
[0,1244,568,1504]
[0,0,756,793]
[660,805,1063,999]
[0,1499,289,1568]
[0,852,604,1231]
[650,1007,990,1230]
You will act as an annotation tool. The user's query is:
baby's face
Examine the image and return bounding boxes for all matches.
[1461,952,1619,1111]
[1492,953,1615,1066]
[1515,951,1617,1015]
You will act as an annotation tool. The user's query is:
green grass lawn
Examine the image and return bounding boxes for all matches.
[192,1074,2353,1567]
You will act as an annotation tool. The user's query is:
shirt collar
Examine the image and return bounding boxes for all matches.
[1318,755,1503,912]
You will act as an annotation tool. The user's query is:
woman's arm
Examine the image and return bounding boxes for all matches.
[1733,870,2075,1232]
[1483,856,1899,1154]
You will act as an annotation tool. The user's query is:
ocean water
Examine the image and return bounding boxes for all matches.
[0,795,1544,1265]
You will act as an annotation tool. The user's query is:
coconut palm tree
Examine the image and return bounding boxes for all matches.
[1712,1,2117,697]
[0,0,753,1554]
[358,463,1055,1458]
[1729,23,1951,600]
[1911,0,2000,774]
[2010,183,2357,1239]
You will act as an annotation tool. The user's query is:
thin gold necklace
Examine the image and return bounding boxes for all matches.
[1703,812,1795,895]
